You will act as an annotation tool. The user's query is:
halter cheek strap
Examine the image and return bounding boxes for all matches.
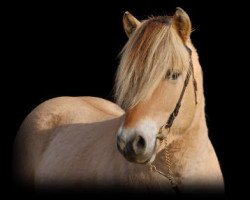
[157,45,197,139]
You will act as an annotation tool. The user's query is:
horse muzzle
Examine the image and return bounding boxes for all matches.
[116,128,156,164]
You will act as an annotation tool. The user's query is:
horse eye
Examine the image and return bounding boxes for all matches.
[166,69,181,80]
[171,72,180,80]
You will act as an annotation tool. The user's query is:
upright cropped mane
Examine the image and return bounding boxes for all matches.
[115,16,190,110]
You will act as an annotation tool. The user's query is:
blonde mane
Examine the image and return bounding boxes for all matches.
[115,16,190,110]
[14,9,224,192]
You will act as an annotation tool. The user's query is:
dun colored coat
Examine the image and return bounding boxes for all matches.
[13,8,224,193]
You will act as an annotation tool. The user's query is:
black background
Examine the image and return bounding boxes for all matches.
[4,0,246,198]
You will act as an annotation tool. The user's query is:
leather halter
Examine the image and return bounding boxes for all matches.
[150,45,198,194]
[157,45,198,140]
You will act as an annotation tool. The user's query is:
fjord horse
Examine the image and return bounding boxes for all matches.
[13,8,224,193]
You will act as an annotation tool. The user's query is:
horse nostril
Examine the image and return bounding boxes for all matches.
[133,135,146,155]
[137,135,146,149]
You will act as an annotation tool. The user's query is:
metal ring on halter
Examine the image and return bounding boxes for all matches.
[156,125,165,140]
[156,125,171,140]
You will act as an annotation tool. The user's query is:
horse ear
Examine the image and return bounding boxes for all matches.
[123,11,141,37]
[173,7,192,42]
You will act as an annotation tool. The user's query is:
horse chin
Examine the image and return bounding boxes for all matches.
[140,152,156,164]
[125,153,156,165]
